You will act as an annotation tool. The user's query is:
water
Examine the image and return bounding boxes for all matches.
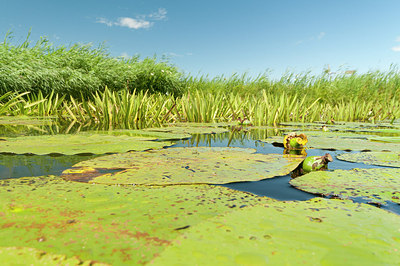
[171,132,399,214]
[0,129,398,215]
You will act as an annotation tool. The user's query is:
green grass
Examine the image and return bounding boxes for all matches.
[0,32,183,98]
[182,68,400,105]
[2,88,399,129]
[1,33,400,128]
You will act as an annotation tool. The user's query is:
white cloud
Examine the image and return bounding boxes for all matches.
[148,8,167,20]
[167,52,181,57]
[96,8,167,30]
[392,45,400,52]
[165,52,193,58]
[295,32,326,45]
[96,17,113,27]
[117,17,152,29]
[395,36,400,42]
[317,32,326,40]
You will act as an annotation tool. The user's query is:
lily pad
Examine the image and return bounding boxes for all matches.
[0,247,104,265]
[0,134,174,155]
[337,152,400,168]
[0,175,273,265]
[65,147,304,185]
[143,124,229,135]
[279,121,400,135]
[262,135,400,152]
[0,116,55,125]
[152,198,400,265]
[88,129,191,141]
[290,168,400,204]
[369,136,400,143]
[167,122,236,128]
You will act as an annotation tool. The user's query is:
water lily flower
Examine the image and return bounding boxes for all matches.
[283,132,308,150]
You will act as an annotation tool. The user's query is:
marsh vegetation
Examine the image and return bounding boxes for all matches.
[1,34,400,129]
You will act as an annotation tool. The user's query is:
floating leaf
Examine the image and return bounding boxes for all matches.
[0,175,273,265]
[65,147,303,185]
[143,124,229,135]
[87,129,191,141]
[262,135,400,152]
[278,121,400,136]
[0,246,104,265]
[152,198,400,265]
[290,168,400,204]
[167,122,236,128]
[0,116,55,125]
[0,134,174,155]
[280,121,400,130]
[298,130,372,138]
[337,152,400,168]
[369,136,400,143]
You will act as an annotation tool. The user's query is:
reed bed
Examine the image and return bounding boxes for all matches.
[2,33,400,128]
[183,69,400,105]
[1,32,183,98]
[1,88,399,129]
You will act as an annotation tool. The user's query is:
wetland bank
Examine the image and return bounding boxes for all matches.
[1,37,400,264]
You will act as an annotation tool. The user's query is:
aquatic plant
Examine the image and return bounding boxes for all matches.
[152,198,400,265]
[290,168,400,205]
[64,147,303,185]
[0,33,183,97]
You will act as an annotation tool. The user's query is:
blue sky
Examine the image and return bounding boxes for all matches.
[2,0,400,78]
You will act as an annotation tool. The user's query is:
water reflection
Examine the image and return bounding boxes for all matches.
[0,154,98,179]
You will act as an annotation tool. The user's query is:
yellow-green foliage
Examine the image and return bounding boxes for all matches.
[0,32,183,97]
[1,88,399,129]
[2,33,400,128]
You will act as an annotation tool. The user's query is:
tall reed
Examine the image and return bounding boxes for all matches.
[0,32,183,98]
[3,88,398,130]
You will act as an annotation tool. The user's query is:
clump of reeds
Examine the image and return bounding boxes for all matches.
[183,68,400,105]
[2,33,400,128]
[0,32,183,98]
[2,88,399,129]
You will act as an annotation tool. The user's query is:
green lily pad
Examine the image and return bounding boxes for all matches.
[0,246,105,265]
[262,135,400,152]
[66,147,304,185]
[143,124,229,135]
[88,129,191,141]
[0,175,273,265]
[0,116,55,125]
[290,168,400,204]
[152,198,400,265]
[280,121,400,134]
[299,130,372,138]
[0,134,174,155]
[369,136,400,143]
[337,152,400,167]
[167,122,236,128]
